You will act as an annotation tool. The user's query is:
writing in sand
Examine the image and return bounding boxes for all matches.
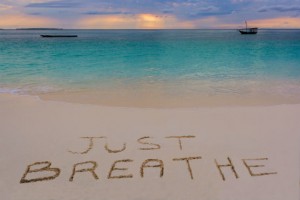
[20,135,277,184]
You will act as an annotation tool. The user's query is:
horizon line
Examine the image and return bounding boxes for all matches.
[1,28,300,30]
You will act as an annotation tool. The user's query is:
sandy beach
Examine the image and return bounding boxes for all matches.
[0,93,299,200]
[1,1,300,199]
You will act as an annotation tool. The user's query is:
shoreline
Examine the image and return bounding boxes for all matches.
[2,89,300,109]
[3,92,300,109]
[37,88,300,108]
[2,91,300,108]
[40,92,300,108]
[3,77,300,108]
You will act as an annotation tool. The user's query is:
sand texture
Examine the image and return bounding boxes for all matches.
[0,94,299,200]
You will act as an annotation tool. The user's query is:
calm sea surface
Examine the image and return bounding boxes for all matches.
[0,29,300,106]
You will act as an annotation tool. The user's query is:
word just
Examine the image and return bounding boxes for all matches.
[67,136,198,154]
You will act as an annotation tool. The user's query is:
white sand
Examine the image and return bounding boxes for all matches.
[0,94,299,200]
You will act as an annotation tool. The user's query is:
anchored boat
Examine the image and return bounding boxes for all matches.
[238,21,258,34]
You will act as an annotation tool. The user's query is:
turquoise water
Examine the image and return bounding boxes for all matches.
[0,29,300,105]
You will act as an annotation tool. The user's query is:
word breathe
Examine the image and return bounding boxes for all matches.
[20,136,277,184]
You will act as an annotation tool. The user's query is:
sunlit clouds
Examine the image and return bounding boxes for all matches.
[77,14,194,29]
[0,3,12,10]
[0,0,300,29]
[138,14,164,29]
[218,17,300,29]
[250,17,300,28]
[0,14,58,28]
[78,14,165,29]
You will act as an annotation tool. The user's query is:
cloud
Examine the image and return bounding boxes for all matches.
[191,16,224,28]
[77,13,194,29]
[222,17,300,29]
[26,0,80,8]
[28,12,42,16]
[167,0,238,20]
[162,10,173,14]
[77,0,236,20]
[258,5,300,13]
[77,14,163,29]
[0,3,13,12]
[0,3,12,10]
[82,11,133,15]
[249,17,300,28]
[187,6,233,18]
[0,14,58,28]
[2,0,300,29]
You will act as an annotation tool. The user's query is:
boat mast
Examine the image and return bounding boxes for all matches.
[245,21,248,29]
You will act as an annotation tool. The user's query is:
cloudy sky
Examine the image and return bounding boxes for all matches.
[0,0,300,28]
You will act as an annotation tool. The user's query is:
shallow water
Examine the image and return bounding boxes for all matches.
[0,29,300,107]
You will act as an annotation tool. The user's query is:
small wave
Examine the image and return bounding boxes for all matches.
[0,88,24,94]
[0,85,63,95]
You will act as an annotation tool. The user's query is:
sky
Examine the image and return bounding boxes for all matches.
[0,0,300,29]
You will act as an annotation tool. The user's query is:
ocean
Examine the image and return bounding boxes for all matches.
[0,29,300,107]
